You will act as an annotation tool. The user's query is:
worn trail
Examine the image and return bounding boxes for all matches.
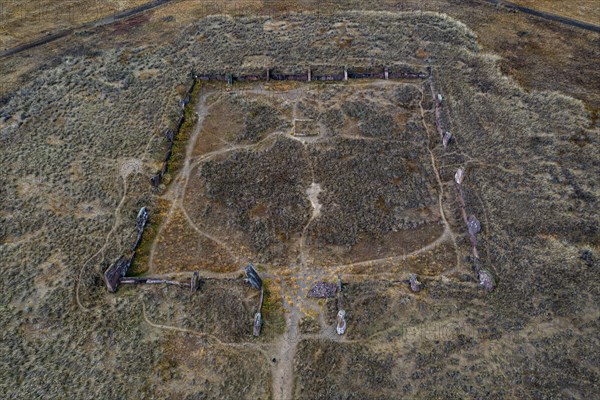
[140,80,474,399]
[0,0,175,59]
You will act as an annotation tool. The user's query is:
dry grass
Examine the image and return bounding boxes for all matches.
[510,0,600,26]
[0,0,149,49]
[192,93,244,156]
[152,208,238,273]
[0,6,598,400]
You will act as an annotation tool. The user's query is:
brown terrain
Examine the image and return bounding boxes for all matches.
[0,1,598,399]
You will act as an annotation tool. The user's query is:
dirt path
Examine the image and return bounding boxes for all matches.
[148,91,289,273]
[480,0,600,33]
[301,81,461,274]
[148,90,212,273]
[179,205,239,262]
[0,0,175,58]
[147,89,289,275]
[271,114,322,399]
[140,299,268,355]
[418,83,460,266]
[141,80,470,398]
[272,200,318,399]
[331,227,454,271]
[271,297,301,400]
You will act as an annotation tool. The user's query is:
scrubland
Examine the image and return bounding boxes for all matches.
[0,6,598,400]
[510,0,600,26]
[0,0,149,50]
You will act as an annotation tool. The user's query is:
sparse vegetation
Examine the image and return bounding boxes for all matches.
[0,5,598,400]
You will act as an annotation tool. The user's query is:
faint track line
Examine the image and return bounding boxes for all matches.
[0,0,175,58]
[140,300,268,355]
[75,175,128,311]
[479,0,600,33]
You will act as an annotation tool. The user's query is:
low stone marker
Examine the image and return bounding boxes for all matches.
[409,274,423,292]
[336,310,346,335]
[253,287,264,337]
[467,215,481,235]
[307,282,337,298]
[443,131,452,148]
[455,167,464,185]
[478,270,496,291]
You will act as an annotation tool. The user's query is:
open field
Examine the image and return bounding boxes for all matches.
[0,3,598,400]
[0,0,151,50]
[510,0,600,26]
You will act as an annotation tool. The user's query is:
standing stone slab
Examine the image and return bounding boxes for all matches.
[104,255,133,292]
[245,263,263,290]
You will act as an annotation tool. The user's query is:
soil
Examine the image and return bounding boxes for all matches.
[0,5,598,400]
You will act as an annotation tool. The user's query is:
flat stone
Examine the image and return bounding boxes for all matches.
[307,282,337,298]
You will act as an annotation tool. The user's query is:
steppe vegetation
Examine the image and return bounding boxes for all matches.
[0,0,149,50]
[0,5,598,400]
[510,0,600,26]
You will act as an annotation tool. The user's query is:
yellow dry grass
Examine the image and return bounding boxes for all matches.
[0,0,148,49]
[510,0,600,26]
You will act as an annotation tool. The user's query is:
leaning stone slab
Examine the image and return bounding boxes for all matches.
[244,263,262,290]
[104,255,132,292]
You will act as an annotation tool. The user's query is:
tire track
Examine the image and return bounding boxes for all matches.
[480,0,600,33]
[0,0,175,58]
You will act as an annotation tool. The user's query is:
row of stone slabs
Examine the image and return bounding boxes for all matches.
[99,202,351,336]
[102,68,496,340]
[102,219,345,337]
[194,65,429,84]
[102,66,432,337]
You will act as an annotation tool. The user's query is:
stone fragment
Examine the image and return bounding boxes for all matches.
[191,271,200,293]
[455,168,464,185]
[409,274,423,292]
[336,310,346,335]
[253,312,262,336]
[478,269,495,291]
[467,215,481,235]
[443,131,452,147]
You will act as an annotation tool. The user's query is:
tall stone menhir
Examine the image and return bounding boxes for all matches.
[454,167,496,291]
[336,310,347,335]
[131,207,148,251]
[336,275,346,335]
[245,264,264,336]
